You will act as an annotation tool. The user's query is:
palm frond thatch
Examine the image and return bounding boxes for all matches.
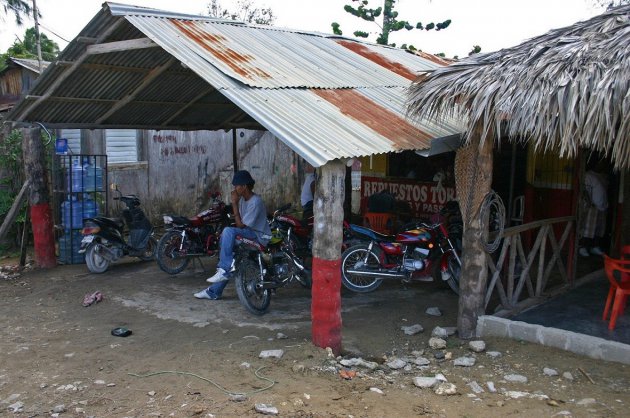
[406,5,630,169]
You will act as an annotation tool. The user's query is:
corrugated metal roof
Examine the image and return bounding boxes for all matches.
[8,2,464,167]
[5,58,50,74]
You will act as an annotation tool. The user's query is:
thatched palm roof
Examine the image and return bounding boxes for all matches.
[407,5,630,169]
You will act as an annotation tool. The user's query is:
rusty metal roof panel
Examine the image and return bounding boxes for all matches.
[124,15,433,89]
[223,86,462,167]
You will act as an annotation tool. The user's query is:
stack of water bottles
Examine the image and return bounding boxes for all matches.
[59,158,104,264]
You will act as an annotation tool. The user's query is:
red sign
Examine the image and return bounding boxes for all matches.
[361,176,456,218]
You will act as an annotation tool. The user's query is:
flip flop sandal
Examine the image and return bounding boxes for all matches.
[93,291,103,304]
[111,327,132,337]
[82,291,103,307]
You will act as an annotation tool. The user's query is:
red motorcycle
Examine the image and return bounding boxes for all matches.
[270,204,356,259]
[269,204,314,257]
[156,193,231,274]
[341,219,462,294]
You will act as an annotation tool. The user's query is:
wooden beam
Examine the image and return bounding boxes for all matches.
[0,180,30,243]
[15,19,124,121]
[161,86,215,126]
[96,58,176,124]
[86,38,158,55]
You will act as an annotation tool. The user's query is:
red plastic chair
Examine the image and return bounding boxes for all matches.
[602,255,630,330]
[364,212,396,235]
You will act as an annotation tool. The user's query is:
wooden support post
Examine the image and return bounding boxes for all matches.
[456,128,494,339]
[22,127,56,268]
[311,160,346,355]
[0,180,30,243]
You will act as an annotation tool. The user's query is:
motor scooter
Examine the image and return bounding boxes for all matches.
[79,184,156,273]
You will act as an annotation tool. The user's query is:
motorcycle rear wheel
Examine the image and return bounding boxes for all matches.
[85,243,110,274]
[444,253,461,295]
[341,244,383,292]
[235,258,271,315]
[157,231,190,274]
[432,252,461,295]
[137,236,158,261]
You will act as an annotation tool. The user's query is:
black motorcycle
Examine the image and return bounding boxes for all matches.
[233,227,311,315]
[79,185,156,273]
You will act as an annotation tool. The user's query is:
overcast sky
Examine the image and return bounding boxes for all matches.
[0,0,604,58]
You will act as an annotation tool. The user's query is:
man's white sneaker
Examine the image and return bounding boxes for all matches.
[590,247,604,256]
[194,290,212,299]
[207,268,228,283]
[579,247,590,257]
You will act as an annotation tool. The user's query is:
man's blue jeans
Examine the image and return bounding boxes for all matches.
[207,226,258,298]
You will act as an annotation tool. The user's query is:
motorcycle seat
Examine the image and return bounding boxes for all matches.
[91,216,125,230]
[236,235,266,252]
[348,224,395,242]
[169,216,193,226]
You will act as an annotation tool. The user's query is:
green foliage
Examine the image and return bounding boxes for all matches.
[0,0,34,25]
[332,0,451,49]
[468,45,481,56]
[0,26,60,70]
[207,0,275,25]
[5,27,60,61]
[0,129,25,222]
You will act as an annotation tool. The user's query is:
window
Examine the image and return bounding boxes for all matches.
[105,129,138,163]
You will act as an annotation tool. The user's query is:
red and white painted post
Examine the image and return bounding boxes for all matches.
[311,159,346,355]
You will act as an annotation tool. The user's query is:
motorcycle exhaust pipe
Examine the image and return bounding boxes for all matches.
[345,269,407,280]
[94,244,118,262]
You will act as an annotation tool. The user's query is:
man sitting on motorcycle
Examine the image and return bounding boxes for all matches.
[194,170,271,300]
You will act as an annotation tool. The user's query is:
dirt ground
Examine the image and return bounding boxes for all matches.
[1,255,629,418]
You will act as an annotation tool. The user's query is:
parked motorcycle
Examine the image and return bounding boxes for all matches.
[341,219,462,294]
[233,226,312,315]
[270,203,358,259]
[79,185,157,273]
[156,192,231,274]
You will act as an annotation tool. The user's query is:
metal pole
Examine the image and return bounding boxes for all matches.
[232,129,238,173]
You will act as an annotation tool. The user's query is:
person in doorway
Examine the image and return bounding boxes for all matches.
[194,170,271,300]
[579,162,609,257]
[301,163,316,220]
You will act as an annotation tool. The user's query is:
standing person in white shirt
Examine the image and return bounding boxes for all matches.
[301,163,316,220]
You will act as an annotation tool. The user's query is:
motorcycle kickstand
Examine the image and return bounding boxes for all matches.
[192,257,207,273]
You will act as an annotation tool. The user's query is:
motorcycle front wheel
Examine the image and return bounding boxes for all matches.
[341,244,383,293]
[235,258,271,315]
[156,231,190,274]
[137,236,158,261]
[85,243,110,274]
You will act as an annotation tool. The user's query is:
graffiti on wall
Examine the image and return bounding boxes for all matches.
[153,134,208,157]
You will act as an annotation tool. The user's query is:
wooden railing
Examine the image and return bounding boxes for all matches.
[484,216,575,314]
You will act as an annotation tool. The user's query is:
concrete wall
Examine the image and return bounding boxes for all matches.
[99,129,301,223]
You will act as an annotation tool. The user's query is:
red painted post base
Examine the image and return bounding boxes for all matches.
[311,256,342,355]
[30,203,57,268]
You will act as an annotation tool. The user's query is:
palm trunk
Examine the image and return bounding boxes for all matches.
[455,128,494,338]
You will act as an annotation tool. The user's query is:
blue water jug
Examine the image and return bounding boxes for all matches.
[82,162,103,192]
[61,197,99,229]
[67,161,84,192]
[58,230,85,264]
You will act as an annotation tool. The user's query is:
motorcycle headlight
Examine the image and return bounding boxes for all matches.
[163,215,173,224]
